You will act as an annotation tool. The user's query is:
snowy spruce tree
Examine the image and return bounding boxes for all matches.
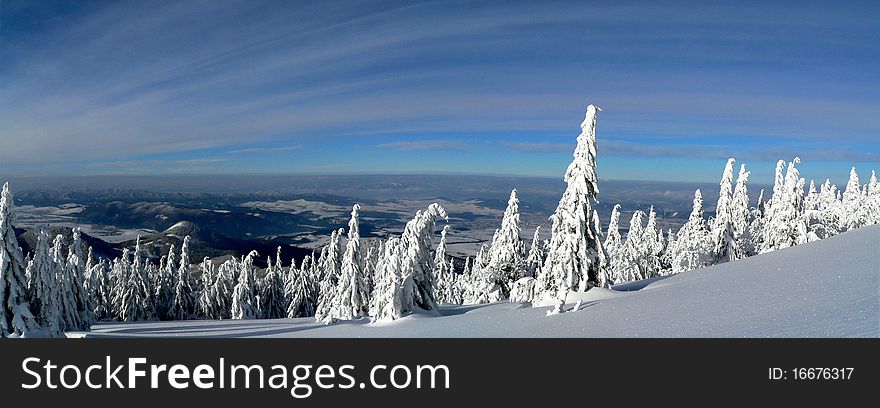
[868,171,880,225]
[26,229,63,337]
[603,204,627,284]
[318,205,370,323]
[711,158,737,263]
[398,203,447,313]
[730,164,752,259]
[112,242,154,322]
[524,227,544,279]
[169,236,196,320]
[154,244,176,320]
[368,237,406,322]
[841,167,867,231]
[641,206,663,278]
[536,104,607,308]
[314,228,343,321]
[52,234,80,331]
[621,210,646,282]
[259,248,287,319]
[484,189,525,297]
[433,225,457,304]
[0,183,38,337]
[761,158,807,252]
[231,251,259,319]
[669,189,713,273]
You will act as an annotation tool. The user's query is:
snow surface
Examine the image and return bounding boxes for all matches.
[74,225,879,338]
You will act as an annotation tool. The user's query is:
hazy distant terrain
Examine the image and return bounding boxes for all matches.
[8,174,766,262]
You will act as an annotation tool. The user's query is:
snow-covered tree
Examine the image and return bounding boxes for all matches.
[621,210,646,282]
[318,205,370,323]
[368,238,406,322]
[259,248,287,319]
[0,182,37,337]
[89,254,112,320]
[112,241,155,322]
[154,244,175,320]
[730,164,752,259]
[536,104,607,306]
[286,257,318,318]
[841,167,867,231]
[53,234,79,331]
[64,228,94,330]
[314,228,343,321]
[603,204,625,284]
[867,171,880,225]
[669,189,713,273]
[641,206,663,278]
[433,225,457,304]
[711,158,737,263]
[26,229,63,337]
[231,251,259,320]
[761,158,807,252]
[398,203,447,313]
[168,236,196,320]
[524,227,544,279]
[484,189,525,296]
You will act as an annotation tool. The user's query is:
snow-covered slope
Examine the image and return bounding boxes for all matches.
[79,225,879,338]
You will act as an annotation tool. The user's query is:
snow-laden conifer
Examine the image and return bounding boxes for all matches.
[168,236,196,320]
[711,158,737,263]
[26,229,63,337]
[536,105,607,306]
[231,251,259,319]
[670,189,712,273]
[485,189,525,296]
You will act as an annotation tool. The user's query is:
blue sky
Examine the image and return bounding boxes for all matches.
[1,0,877,184]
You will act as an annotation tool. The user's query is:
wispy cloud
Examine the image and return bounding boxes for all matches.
[503,142,571,153]
[377,140,469,152]
[227,145,302,154]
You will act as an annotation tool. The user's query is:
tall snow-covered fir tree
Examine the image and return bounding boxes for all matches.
[730,164,752,259]
[112,241,154,322]
[318,204,369,322]
[398,203,447,313]
[0,182,37,337]
[314,228,343,321]
[484,189,525,296]
[259,248,287,319]
[868,171,880,225]
[169,236,196,320]
[25,229,63,337]
[641,206,663,278]
[231,251,259,320]
[52,234,80,331]
[621,210,646,282]
[711,158,737,263]
[66,228,94,330]
[154,244,176,320]
[841,167,867,231]
[603,204,625,284]
[536,104,607,305]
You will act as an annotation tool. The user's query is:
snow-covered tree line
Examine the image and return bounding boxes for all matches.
[3,106,879,335]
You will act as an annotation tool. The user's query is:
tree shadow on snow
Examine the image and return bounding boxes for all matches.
[438,303,497,316]
[611,275,673,292]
